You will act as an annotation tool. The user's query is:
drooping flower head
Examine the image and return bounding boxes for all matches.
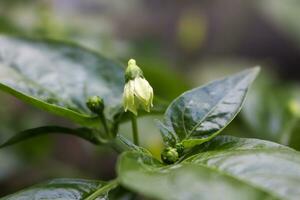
[123,59,153,115]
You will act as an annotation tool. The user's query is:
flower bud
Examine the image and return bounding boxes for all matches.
[125,59,143,82]
[123,59,153,115]
[86,96,104,114]
[175,143,185,156]
[161,147,179,164]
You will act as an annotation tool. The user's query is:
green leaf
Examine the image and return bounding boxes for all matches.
[158,67,260,148]
[0,126,103,148]
[0,35,124,126]
[117,151,278,200]
[185,136,300,200]
[1,178,118,200]
[118,136,300,200]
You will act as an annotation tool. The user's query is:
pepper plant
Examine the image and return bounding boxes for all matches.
[0,35,300,200]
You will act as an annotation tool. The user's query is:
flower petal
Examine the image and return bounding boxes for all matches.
[134,77,152,102]
[123,80,137,115]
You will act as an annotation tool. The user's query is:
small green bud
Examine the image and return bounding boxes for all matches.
[175,143,185,156]
[161,147,179,164]
[86,96,104,114]
[125,59,143,82]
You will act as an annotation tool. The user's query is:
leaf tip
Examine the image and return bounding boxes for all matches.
[251,66,261,76]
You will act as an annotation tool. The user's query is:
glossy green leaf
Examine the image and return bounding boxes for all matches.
[185,136,300,200]
[1,178,118,200]
[118,136,300,200]
[117,151,277,200]
[158,67,260,148]
[0,126,103,148]
[0,35,124,126]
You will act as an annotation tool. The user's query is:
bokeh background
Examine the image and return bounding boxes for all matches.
[0,0,300,197]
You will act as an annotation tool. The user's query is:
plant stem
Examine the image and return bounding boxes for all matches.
[85,180,118,200]
[280,118,298,145]
[100,114,109,133]
[99,113,112,138]
[131,113,139,145]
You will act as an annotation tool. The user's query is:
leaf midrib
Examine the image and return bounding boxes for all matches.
[84,180,118,200]
[186,74,249,138]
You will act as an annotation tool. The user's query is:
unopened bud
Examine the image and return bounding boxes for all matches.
[175,143,185,156]
[123,59,153,115]
[125,59,144,82]
[161,147,179,164]
[86,96,104,114]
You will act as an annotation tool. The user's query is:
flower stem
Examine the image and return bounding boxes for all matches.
[131,113,139,145]
[85,179,118,200]
[99,113,112,138]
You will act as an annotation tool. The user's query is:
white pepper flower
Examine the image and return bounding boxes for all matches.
[123,59,153,115]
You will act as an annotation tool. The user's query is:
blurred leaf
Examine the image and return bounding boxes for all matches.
[289,123,300,150]
[0,36,168,133]
[0,35,124,126]
[287,88,300,150]
[242,75,300,146]
[1,178,118,200]
[0,150,22,180]
[139,57,190,101]
[118,136,300,200]
[158,67,259,148]
[0,126,102,148]
[0,17,21,35]
[129,39,190,101]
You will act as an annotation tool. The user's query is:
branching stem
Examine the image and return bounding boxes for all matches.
[99,113,112,138]
[85,180,118,200]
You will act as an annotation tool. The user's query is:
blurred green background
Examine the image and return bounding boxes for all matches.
[0,0,299,196]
